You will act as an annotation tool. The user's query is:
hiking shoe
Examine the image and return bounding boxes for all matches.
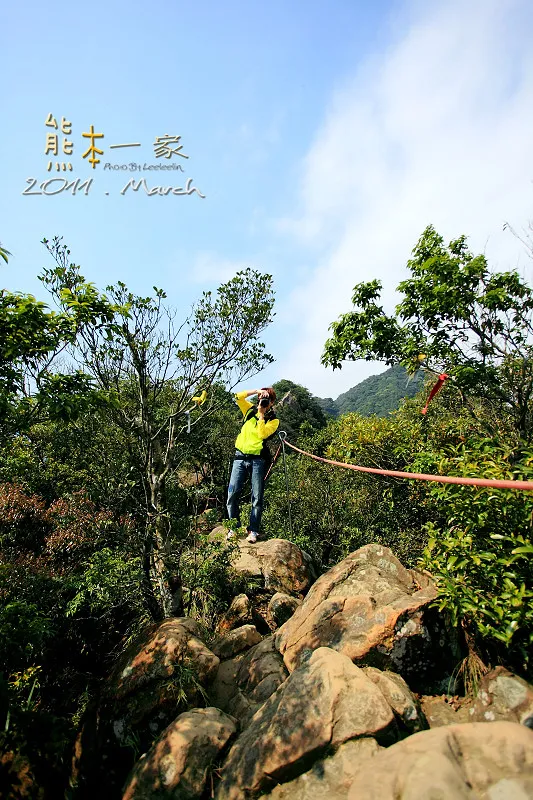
[246,531,258,543]
[226,529,236,540]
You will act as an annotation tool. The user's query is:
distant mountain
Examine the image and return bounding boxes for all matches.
[272,379,328,442]
[314,365,424,418]
[314,396,338,418]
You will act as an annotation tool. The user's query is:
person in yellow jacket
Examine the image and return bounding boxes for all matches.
[226,387,279,543]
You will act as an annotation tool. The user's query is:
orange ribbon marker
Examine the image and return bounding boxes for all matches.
[421,373,449,415]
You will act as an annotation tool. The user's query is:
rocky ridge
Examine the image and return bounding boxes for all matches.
[71,539,533,799]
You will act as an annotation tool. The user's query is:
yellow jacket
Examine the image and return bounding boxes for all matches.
[234,391,279,456]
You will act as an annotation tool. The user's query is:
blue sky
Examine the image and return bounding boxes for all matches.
[3,0,533,398]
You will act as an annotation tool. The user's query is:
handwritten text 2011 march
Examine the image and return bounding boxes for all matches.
[22,177,206,197]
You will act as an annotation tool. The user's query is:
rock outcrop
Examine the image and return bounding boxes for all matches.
[209,529,317,599]
[210,636,289,728]
[261,738,382,800]
[232,538,317,597]
[217,594,253,633]
[362,666,427,735]
[71,541,533,800]
[266,592,301,630]
[211,625,262,660]
[109,618,219,713]
[470,666,533,727]
[122,707,237,800]
[72,618,219,798]
[346,721,533,799]
[275,543,458,690]
[215,647,399,800]
[419,694,472,728]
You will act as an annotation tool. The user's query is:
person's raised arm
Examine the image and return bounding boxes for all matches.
[235,389,259,415]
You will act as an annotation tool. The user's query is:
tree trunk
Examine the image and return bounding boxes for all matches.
[144,474,183,619]
[141,537,165,622]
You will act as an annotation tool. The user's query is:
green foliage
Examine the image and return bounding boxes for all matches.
[0,598,52,675]
[0,242,11,263]
[174,384,241,518]
[0,241,116,441]
[181,534,260,628]
[0,483,50,555]
[3,220,533,794]
[313,395,338,418]
[181,535,236,626]
[266,382,533,678]
[0,568,71,797]
[66,548,145,620]
[263,412,429,568]
[0,481,137,572]
[318,223,533,677]
[0,235,277,795]
[323,225,533,439]
[0,481,147,739]
[0,413,143,516]
[314,366,424,419]
[42,237,276,619]
[418,441,533,676]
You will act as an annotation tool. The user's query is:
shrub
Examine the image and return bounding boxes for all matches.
[180,534,259,629]
[263,413,430,569]
[419,440,533,677]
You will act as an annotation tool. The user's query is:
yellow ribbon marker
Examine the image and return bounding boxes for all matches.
[191,390,207,406]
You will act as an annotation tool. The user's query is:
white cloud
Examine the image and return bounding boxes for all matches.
[275,0,533,398]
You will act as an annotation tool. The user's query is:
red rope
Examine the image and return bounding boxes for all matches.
[282,439,533,491]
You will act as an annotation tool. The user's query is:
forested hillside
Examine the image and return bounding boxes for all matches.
[1,227,532,797]
[314,365,424,418]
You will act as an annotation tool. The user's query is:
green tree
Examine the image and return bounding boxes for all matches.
[418,440,533,677]
[43,238,275,619]
[0,243,114,442]
[323,225,533,440]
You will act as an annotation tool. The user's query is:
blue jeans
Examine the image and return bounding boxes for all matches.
[226,454,266,533]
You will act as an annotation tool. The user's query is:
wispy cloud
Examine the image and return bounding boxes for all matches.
[275,0,533,397]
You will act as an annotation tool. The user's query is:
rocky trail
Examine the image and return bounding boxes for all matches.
[72,535,533,799]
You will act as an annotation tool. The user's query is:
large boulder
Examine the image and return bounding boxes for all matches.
[267,593,301,630]
[217,594,253,633]
[72,618,219,799]
[105,618,219,738]
[122,707,237,800]
[419,694,472,728]
[232,538,317,598]
[275,543,458,689]
[362,667,427,735]
[469,666,533,727]
[234,636,289,708]
[211,625,262,661]
[215,647,398,800]
[261,738,382,800]
[209,528,316,597]
[111,618,218,701]
[210,636,289,729]
[346,721,533,799]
